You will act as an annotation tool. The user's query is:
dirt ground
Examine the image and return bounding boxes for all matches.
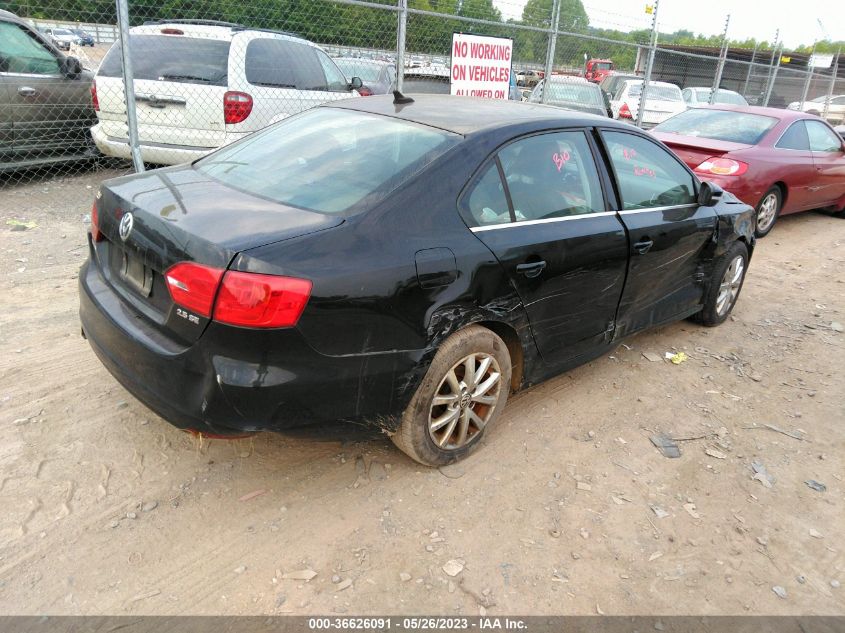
[0,166,843,616]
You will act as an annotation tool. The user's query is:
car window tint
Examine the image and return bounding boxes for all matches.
[0,23,60,75]
[776,121,810,150]
[498,131,604,222]
[805,120,842,152]
[465,162,511,226]
[245,39,323,91]
[602,131,696,210]
[197,108,459,214]
[98,35,230,85]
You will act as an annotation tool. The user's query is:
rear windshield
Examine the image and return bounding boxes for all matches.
[629,83,682,101]
[545,82,602,106]
[196,108,460,214]
[695,89,747,105]
[654,109,778,144]
[99,35,230,86]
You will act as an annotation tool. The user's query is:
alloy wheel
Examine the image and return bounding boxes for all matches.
[756,193,779,233]
[716,255,745,316]
[428,353,502,450]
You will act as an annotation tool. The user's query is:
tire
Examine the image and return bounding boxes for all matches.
[693,241,749,327]
[391,325,512,466]
[755,186,782,237]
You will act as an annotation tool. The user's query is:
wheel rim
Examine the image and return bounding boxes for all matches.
[428,352,501,451]
[756,192,779,232]
[715,255,745,316]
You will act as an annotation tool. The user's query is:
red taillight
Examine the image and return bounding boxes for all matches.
[694,157,749,176]
[91,83,99,111]
[164,263,225,318]
[223,91,253,124]
[160,28,184,35]
[619,103,632,119]
[357,86,374,97]
[214,271,312,328]
[91,201,103,242]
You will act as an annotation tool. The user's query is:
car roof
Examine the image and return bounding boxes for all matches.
[623,79,679,89]
[325,94,624,135]
[694,104,814,121]
[686,87,740,94]
[130,22,314,46]
[547,75,591,84]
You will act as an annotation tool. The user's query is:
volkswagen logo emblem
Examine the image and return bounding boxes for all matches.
[118,212,134,242]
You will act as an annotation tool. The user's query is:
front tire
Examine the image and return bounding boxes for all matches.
[755,187,782,237]
[693,241,749,327]
[392,325,511,466]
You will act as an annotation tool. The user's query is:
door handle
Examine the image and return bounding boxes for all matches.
[516,260,547,278]
[633,238,654,255]
[18,86,37,97]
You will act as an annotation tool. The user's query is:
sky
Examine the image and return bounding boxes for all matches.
[492,0,843,49]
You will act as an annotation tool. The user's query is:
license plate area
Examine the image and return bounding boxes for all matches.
[119,250,153,296]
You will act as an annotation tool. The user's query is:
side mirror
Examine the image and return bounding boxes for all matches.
[60,56,82,78]
[349,76,363,90]
[698,181,723,207]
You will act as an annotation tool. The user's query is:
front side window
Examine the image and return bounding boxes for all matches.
[498,131,604,221]
[0,23,60,75]
[197,108,459,214]
[602,131,696,210]
[776,121,809,150]
[315,50,349,91]
[805,120,843,152]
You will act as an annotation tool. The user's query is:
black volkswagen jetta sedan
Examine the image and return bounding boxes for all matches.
[79,94,755,466]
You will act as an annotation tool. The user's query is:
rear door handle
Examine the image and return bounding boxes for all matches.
[633,238,654,255]
[18,86,37,97]
[516,260,546,278]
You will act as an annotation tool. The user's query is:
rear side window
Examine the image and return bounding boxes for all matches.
[245,38,346,91]
[99,35,230,86]
[499,131,605,222]
[805,120,842,152]
[776,121,809,150]
[602,131,696,210]
[465,163,511,226]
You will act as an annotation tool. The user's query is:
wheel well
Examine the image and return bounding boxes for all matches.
[476,320,524,392]
[773,181,787,206]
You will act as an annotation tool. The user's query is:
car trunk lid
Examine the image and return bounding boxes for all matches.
[651,132,752,169]
[93,165,342,343]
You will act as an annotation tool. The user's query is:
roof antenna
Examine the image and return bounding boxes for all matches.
[393,90,414,105]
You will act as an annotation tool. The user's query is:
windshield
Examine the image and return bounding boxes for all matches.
[54,29,74,36]
[654,109,778,144]
[98,35,230,85]
[593,62,612,70]
[694,89,747,105]
[629,83,682,101]
[545,81,602,106]
[334,59,382,82]
[196,108,460,214]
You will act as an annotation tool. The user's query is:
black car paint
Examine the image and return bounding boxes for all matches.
[79,96,755,437]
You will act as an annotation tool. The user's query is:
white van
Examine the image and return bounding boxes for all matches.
[610,80,686,129]
[91,20,360,164]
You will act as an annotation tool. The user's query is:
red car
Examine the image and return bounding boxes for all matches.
[652,105,845,236]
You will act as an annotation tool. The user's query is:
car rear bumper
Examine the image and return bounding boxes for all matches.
[79,244,419,435]
[91,124,248,165]
[702,175,760,208]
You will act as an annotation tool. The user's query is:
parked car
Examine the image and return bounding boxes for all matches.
[610,80,686,129]
[403,67,450,94]
[787,94,845,125]
[516,69,543,87]
[79,94,755,466]
[528,76,609,117]
[334,58,395,95]
[0,10,97,171]
[91,20,361,165]
[598,73,639,100]
[682,87,748,107]
[70,28,95,47]
[652,105,845,237]
[42,27,79,51]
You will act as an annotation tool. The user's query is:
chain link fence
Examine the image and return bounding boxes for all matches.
[1,0,843,187]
